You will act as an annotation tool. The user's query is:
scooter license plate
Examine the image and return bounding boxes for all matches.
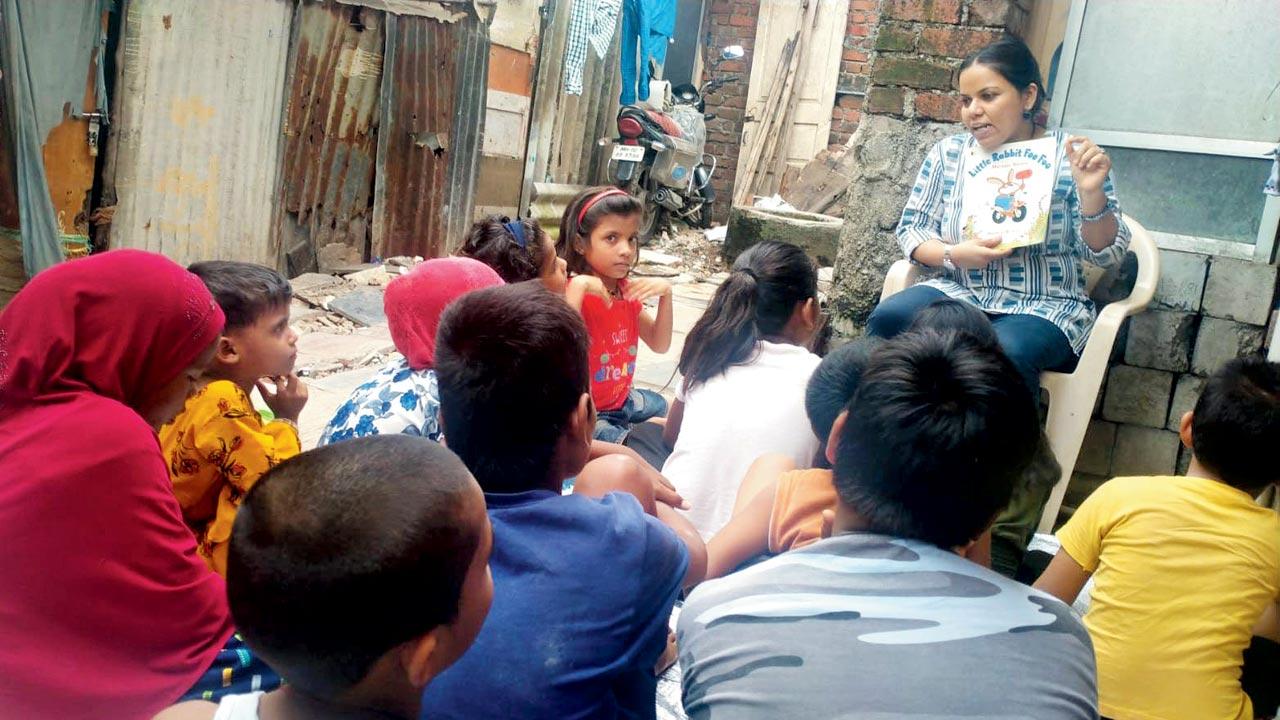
[611,144,646,162]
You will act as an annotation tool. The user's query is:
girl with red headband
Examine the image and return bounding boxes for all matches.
[557,186,674,443]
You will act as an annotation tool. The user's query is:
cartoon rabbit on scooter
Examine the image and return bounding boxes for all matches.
[989,168,1032,223]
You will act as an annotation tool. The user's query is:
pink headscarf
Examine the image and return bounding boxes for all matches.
[0,250,234,719]
[385,257,504,370]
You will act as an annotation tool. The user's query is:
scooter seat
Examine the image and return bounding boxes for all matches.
[619,106,684,139]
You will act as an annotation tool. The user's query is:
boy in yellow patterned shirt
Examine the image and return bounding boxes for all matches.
[160,261,307,575]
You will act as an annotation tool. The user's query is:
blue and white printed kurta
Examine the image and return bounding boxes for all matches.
[896,130,1131,354]
[317,357,441,446]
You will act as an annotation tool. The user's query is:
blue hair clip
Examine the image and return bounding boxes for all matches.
[503,219,528,248]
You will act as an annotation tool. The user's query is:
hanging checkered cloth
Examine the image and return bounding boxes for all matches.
[564,0,623,96]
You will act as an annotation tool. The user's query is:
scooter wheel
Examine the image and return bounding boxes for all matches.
[991,210,1006,224]
[639,205,666,244]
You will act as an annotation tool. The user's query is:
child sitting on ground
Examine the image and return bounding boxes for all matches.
[702,298,1009,577]
[422,281,705,719]
[160,261,306,576]
[153,435,494,720]
[457,214,567,293]
[661,240,823,539]
[319,257,504,446]
[1035,357,1280,720]
[459,216,679,488]
[558,187,673,443]
[678,329,1097,718]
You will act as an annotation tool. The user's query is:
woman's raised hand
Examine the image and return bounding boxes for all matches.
[950,237,1013,270]
[1066,135,1111,194]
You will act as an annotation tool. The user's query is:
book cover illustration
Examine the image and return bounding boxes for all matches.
[961,136,1058,250]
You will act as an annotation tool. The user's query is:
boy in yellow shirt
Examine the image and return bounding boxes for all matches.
[160,261,307,575]
[1036,358,1280,720]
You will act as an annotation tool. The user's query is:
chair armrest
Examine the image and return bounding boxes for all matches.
[881,260,921,302]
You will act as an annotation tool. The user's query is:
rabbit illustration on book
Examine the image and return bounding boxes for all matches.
[988,168,1032,223]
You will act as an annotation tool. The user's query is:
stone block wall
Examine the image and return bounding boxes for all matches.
[1064,249,1278,521]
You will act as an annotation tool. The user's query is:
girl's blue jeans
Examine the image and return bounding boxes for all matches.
[594,388,668,443]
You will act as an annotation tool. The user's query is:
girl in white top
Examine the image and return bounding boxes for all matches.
[662,241,823,539]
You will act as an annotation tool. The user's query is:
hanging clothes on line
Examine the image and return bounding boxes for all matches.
[619,0,676,106]
[564,0,623,96]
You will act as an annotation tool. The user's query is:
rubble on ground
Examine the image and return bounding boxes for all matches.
[644,227,727,281]
[288,256,423,377]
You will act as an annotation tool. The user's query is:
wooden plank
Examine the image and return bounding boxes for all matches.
[732,35,797,206]
[763,0,822,196]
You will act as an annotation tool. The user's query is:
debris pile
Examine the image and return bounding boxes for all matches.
[289,256,424,378]
[644,228,728,281]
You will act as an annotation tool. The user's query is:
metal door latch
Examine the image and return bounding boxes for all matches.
[76,111,109,157]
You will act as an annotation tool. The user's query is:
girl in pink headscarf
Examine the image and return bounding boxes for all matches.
[318,257,505,446]
[0,250,277,719]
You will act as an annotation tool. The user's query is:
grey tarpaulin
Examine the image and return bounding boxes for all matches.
[0,0,108,277]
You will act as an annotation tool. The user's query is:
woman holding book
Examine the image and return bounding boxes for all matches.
[868,35,1128,391]
[867,35,1130,577]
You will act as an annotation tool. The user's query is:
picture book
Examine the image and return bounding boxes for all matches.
[961,136,1058,250]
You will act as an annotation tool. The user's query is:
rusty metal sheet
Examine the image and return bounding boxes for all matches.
[372,7,488,258]
[108,0,292,267]
[278,0,383,275]
[334,0,471,22]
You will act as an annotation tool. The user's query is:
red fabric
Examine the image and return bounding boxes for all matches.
[645,110,684,138]
[0,250,234,719]
[385,257,505,370]
[581,281,642,412]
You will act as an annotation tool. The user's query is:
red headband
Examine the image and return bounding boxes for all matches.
[577,188,631,225]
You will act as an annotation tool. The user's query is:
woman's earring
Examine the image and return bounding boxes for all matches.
[1022,109,1032,120]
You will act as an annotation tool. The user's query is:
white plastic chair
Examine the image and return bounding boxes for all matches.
[878,218,1160,533]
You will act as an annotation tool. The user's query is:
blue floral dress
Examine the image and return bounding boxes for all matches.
[318,357,441,446]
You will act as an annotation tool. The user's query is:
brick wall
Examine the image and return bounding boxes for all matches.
[829,0,877,147]
[702,0,758,222]
[866,0,1028,123]
[702,0,881,221]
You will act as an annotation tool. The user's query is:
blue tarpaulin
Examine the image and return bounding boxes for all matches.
[0,0,109,277]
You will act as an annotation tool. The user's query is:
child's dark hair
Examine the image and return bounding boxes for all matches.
[188,261,292,330]
[960,35,1047,119]
[457,214,549,284]
[805,337,877,442]
[1191,357,1280,492]
[907,298,999,347]
[435,281,590,492]
[678,241,816,390]
[834,330,1039,549]
[227,435,481,698]
[557,186,643,276]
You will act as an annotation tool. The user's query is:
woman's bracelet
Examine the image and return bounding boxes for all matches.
[1080,199,1117,224]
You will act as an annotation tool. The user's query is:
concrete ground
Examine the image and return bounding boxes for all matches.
[292,278,721,450]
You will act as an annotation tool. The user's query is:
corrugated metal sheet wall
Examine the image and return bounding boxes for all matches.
[278,1,382,274]
[372,7,487,259]
[108,0,292,266]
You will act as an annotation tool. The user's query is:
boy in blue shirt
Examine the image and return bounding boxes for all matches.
[423,281,704,719]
